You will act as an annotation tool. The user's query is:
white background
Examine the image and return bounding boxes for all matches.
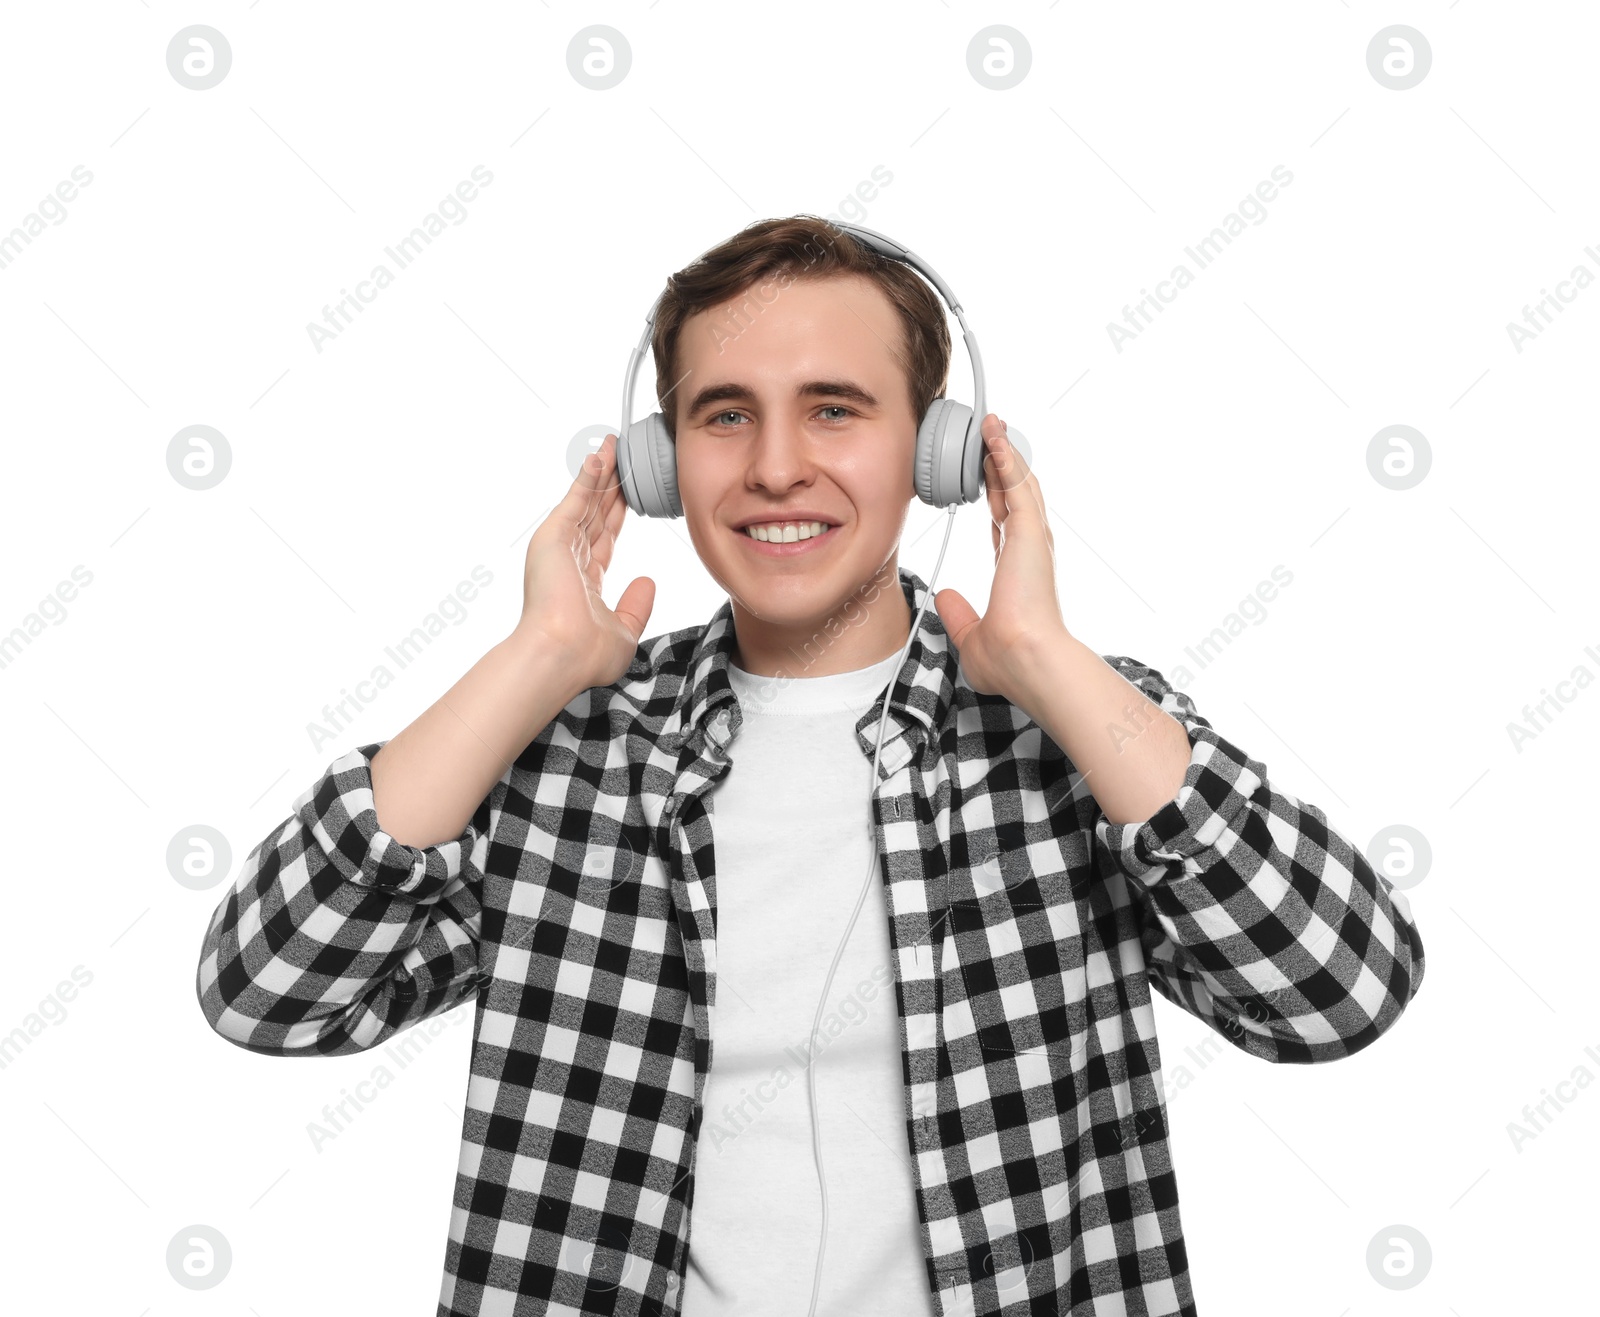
[1,3,1592,1314]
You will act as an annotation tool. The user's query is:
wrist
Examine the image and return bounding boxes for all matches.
[499,629,588,707]
[1008,625,1084,691]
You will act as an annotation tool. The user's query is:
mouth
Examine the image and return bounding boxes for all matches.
[734,522,843,557]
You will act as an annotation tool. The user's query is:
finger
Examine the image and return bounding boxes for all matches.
[594,439,625,521]
[981,417,1010,529]
[574,434,615,533]
[984,453,1008,532]
[986,420,1047,531]
[571,433,609,491]
[1005,431,1048,523]
[934,587,981,647]
[590,475,629,571]
[986,417,1030,496]
[983,421,1033,538]
[611,576,656,642]
[588,436,626,532]
[598,434,634,530]
[995,423,1049,523]
[565,436,603,518]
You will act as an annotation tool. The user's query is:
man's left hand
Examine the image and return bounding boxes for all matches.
[933,413,1071,701]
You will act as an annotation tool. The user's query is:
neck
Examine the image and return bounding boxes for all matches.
[729,563,911,678]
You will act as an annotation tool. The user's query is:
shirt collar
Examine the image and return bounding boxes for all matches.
[676,565,961,770]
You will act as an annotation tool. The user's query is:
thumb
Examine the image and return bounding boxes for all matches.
[934,588,979,646]
[612,576,656,642]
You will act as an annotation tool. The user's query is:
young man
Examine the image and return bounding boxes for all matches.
[196,217,1426,1317]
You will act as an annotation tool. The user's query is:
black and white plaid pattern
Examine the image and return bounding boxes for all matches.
[196,566,1426,1316]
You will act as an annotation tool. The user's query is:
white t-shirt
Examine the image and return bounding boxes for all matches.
[680,647,938,1317]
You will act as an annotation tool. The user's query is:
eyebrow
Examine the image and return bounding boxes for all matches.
[683,379,881,421]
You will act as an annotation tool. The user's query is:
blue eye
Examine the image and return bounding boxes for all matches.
[709,406,853,428]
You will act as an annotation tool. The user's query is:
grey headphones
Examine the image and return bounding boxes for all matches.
[614,222,991,517]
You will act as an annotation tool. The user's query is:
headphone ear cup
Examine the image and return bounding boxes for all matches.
[618,412,682,518]
[644,412,683,518]
[915,397,980,508]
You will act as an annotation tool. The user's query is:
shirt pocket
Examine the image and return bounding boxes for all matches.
[939,834,1092,1065]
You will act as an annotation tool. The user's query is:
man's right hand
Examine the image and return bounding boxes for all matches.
[514,433,655,691]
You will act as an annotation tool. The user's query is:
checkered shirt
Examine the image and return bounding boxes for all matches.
[195,566,1426,1316]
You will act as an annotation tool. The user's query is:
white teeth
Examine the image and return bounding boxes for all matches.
[743,520,832,543]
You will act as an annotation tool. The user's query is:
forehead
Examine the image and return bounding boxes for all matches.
[676,272,904,378]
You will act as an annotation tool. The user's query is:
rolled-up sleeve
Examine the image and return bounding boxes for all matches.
[194,741,498,1057]
[1091,656,1426,1064]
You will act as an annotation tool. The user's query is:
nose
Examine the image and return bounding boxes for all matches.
[743,413,815,490]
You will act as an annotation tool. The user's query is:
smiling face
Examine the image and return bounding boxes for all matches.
[672,272,918,678]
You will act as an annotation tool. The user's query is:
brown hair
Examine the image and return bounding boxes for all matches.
[648,214,951,442]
